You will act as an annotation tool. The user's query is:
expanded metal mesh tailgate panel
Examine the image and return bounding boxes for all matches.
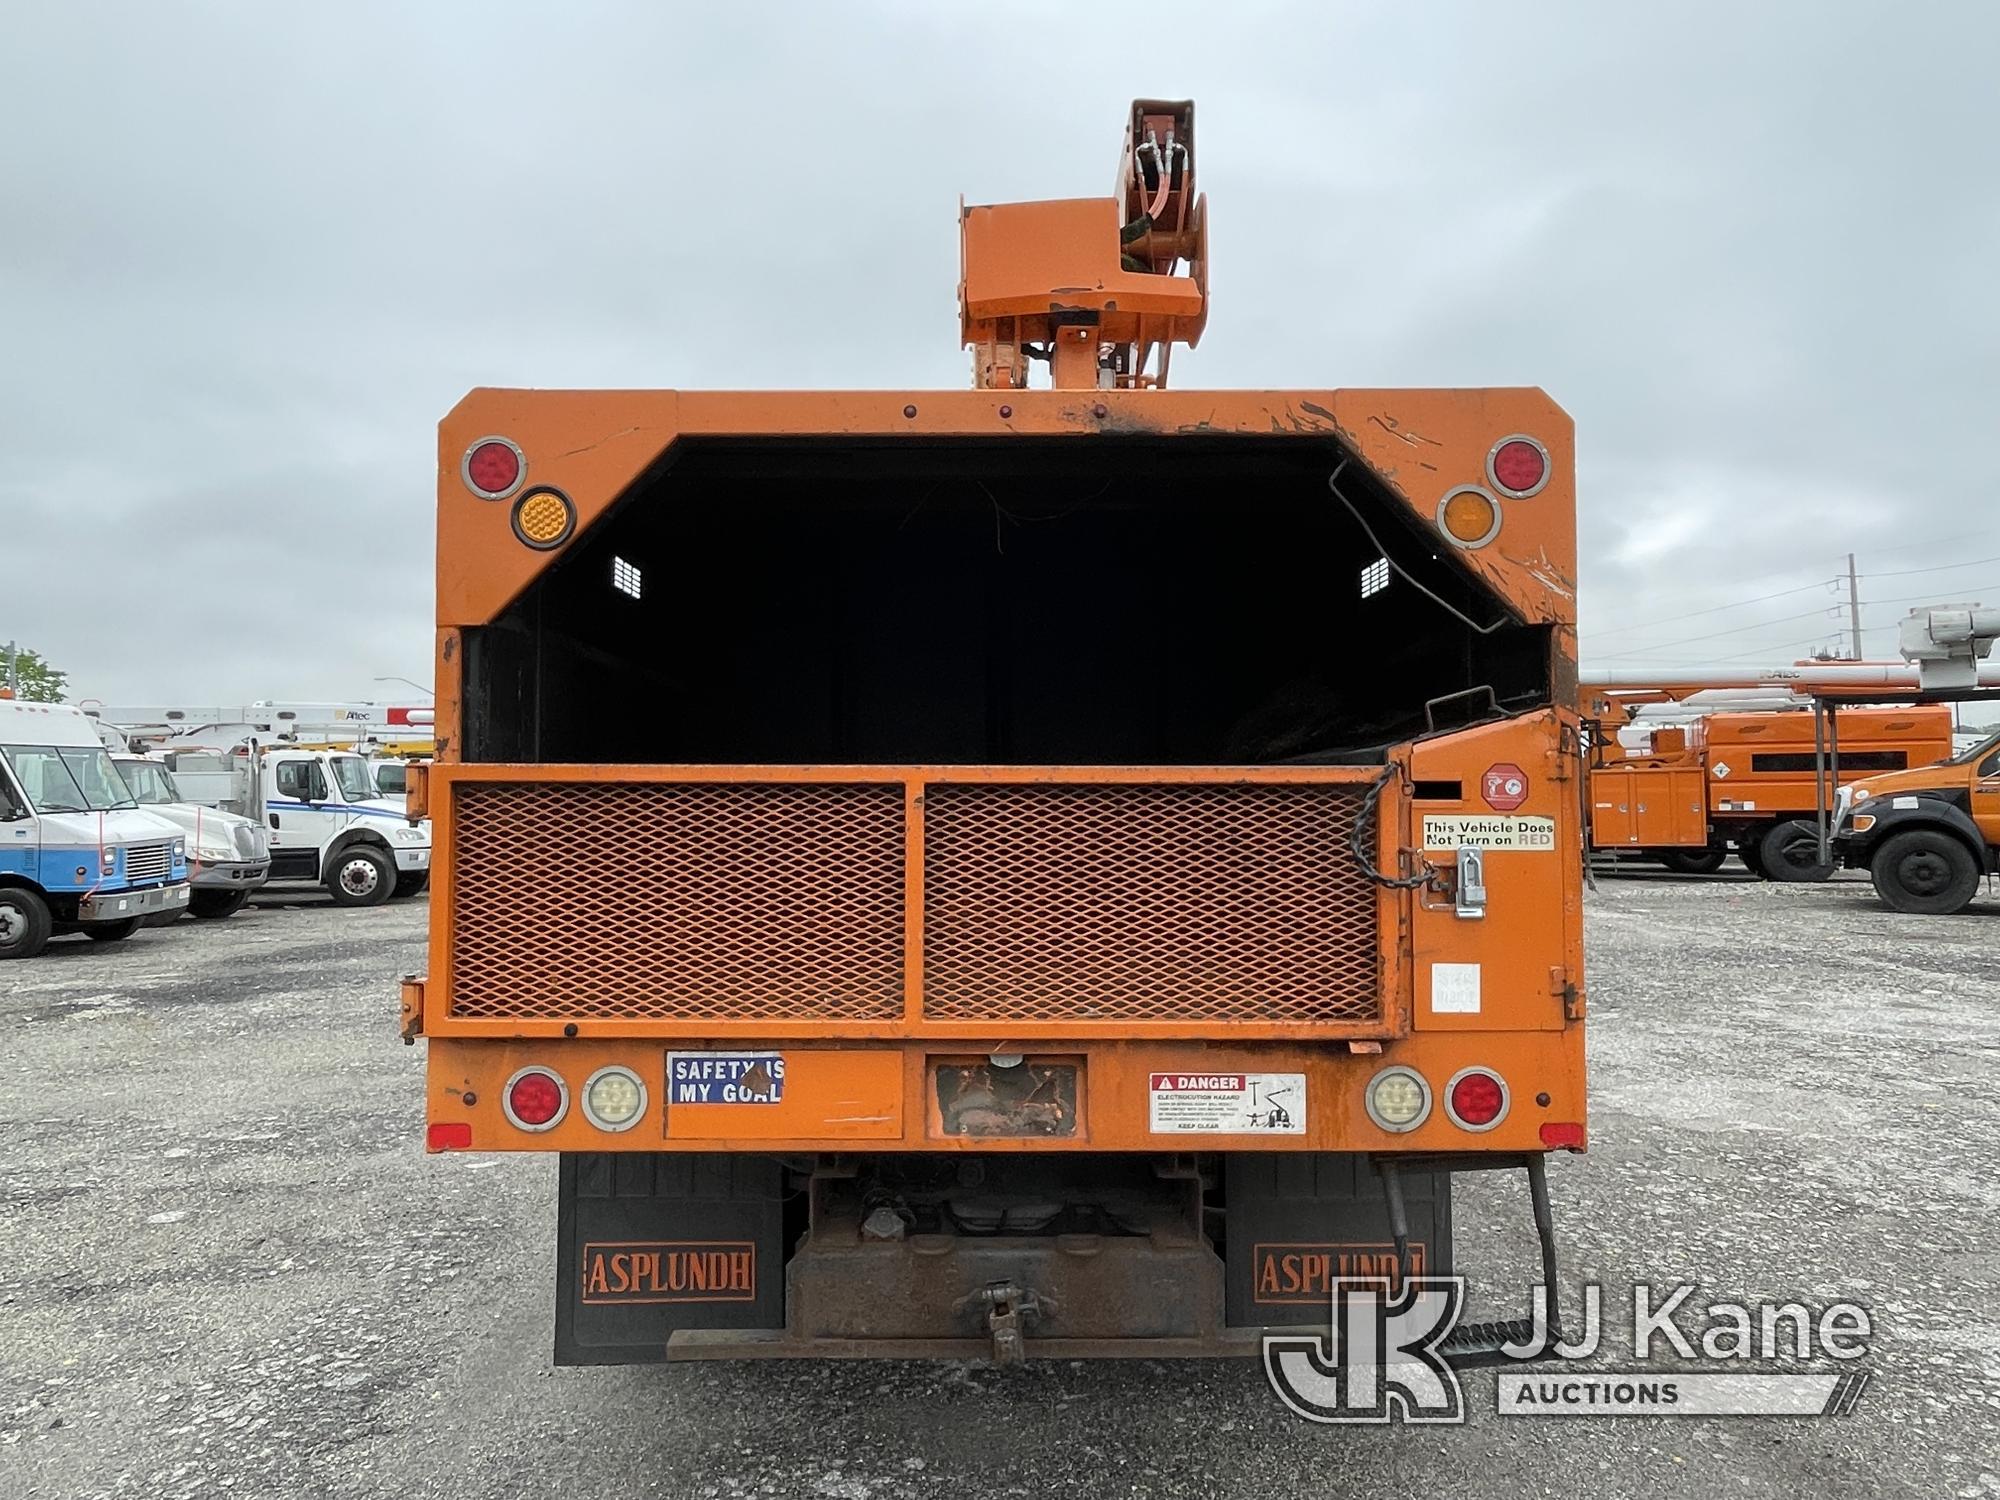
[448,781,906,1021]
[923,782,1380,1023]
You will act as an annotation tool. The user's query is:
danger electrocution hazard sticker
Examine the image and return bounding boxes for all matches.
[1148,1072,1306,1134]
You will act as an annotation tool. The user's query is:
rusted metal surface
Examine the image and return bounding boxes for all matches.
[664,1329,1260,1360]
[777,1157,1223,1351]
[933,1061,1079,1138]
[398,975,424,1042]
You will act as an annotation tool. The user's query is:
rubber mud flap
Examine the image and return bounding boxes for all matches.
[1224,1154,1452,1328]
[555,1153,786,1365]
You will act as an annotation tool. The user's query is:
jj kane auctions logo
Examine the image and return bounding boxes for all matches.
[1264,1278,1874,1423]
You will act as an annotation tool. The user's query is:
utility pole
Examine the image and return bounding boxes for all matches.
[4,640,15,697]
[1846,554,1863,660]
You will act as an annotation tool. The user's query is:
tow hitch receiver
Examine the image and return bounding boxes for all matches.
[966,1281,1047,1364]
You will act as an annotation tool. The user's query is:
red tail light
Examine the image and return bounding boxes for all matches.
[427,1122,473,1151]
[1487,436,1549,497]
[463,437,525,499]
[503,1067,568,1130]
[1445,1067,1509,1130]
[1540,1122,1586,1150]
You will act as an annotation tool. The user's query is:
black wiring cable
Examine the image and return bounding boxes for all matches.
[1351,763,1437,891]
[1326,463,1509,636]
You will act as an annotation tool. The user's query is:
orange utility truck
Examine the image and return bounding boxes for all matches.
[403,100,1587,1363]
[1835,725,2000,912]
[1588,698,1952,878]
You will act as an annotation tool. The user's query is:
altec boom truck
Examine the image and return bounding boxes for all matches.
[1585,689,1954,878]
[406,101,1587,1362]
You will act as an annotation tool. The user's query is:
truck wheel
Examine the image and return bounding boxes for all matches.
[1735,837,1766,878]
[0,888,53,960]
[327,845,395,907]
[190,889,250,920]
[1871,829,1980,915]
[1661,846,1727,875]
[85,917,144,942]
[393,871,430,899]
[1759,820,1833,883]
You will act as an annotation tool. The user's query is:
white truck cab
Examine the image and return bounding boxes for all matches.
[111,755,271,919]
[0,700,191,958]
[260,747,431,906]
[368,757,426,797]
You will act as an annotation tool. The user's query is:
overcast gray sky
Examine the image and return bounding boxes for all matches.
[6,1,1997,706]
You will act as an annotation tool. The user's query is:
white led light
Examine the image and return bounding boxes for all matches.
[581,1065,647,1132]
[612,556,643,600]
[1360,556,1391,598]
[1365,1065,1432,1133]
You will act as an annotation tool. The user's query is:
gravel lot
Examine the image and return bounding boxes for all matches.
[3,873,1996,1499]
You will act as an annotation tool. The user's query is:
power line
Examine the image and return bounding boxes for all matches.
[1851,529,2000,565]
[1861,553,2000,581]
[1866,585,2000,608]
[1592,548,1997,653]
[1697,635,1841,665]
[1592,604,1847,656]
[1593,585,2000,664]
[1586,577,1838,641]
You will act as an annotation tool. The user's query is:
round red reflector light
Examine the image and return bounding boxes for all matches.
[505,1068,566,1130]
[464,438,523,498]
[1488,437,1548,497]
[1448,1069,1507,1129]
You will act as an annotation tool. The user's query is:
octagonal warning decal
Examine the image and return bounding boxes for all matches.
[1482,763,1529,811]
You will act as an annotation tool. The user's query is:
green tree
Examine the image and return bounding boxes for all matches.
[1,642,68,702]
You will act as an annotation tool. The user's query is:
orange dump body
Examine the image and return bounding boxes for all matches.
[409,387,1584,1160]
[408,103,1586,1361]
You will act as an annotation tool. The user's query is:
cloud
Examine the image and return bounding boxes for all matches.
[4,0,1997,699]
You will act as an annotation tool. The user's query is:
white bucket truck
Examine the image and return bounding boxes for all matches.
[255,743,430,906]
[91,705,431,909]
[0,700,191,957]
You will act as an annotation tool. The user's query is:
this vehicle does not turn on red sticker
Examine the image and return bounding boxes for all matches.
[1422,814,1556,850]
[1148,1073,1305,1134]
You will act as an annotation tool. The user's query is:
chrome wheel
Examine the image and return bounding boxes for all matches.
[338,857,382,898]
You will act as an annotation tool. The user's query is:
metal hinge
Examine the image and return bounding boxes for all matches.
[399,974,426,1043]
[1550,966,1584,1021]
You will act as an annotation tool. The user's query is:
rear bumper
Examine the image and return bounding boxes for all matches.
[79,882,190,922]
[552,1148,1561,1365]
[424,1034,1587,1156]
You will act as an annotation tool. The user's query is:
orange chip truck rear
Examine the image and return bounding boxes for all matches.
[403,100,1587,1362]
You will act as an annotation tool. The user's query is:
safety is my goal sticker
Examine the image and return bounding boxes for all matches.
[1148,1073,1305,1134]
